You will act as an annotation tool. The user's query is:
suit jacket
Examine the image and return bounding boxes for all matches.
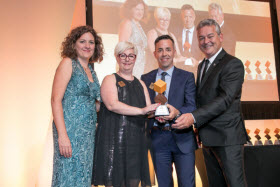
[141,67,197,153]
[193,49,248,146]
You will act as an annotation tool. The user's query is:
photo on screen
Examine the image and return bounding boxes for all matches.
[92,0,279,101]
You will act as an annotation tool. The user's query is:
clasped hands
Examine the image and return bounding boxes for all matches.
[156,104,194,129]
[155,105,201,147]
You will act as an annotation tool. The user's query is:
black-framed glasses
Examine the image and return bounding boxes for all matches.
[119,53,136,60]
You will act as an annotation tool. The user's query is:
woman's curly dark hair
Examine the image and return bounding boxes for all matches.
[120,0,149,22]
[61,26,104,63]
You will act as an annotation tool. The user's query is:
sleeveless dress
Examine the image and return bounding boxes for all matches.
[92,73,154,187]
[52,59,100,187]
[129,20,147,79]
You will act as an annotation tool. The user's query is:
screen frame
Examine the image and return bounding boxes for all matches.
[86,0,280,120]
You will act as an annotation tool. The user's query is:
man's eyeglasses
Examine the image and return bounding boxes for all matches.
[119,53,136,60]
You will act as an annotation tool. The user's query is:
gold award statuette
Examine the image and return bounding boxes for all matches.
[274,128,280,145]
[254,128,263,146]
[154,79,169,116]
[245,129,253,146]
[264,128,273,145]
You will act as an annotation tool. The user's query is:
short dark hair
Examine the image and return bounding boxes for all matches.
[154,35,174,47]
[196,19,221,35]
[181,4,195,12]
[61,26,104,63]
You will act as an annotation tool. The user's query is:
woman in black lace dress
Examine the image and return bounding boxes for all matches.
[92,41,159,187]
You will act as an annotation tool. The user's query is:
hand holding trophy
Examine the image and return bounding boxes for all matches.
[153,79,169,116]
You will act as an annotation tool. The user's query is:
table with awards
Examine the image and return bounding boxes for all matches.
[195,128,280,187]
[244,145,280,187]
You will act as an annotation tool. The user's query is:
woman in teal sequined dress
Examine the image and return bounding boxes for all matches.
[51,26,104,187]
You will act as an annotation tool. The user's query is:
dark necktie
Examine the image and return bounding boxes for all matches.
[161,72,167,82]
[201,59,209,81]
[161,72,167,95]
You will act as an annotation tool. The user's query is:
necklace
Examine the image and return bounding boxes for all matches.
[82,65,89,72]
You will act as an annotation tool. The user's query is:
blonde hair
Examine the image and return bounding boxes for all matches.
[208,3,223,15]
[154,7,171,20]
[114,41,138,57]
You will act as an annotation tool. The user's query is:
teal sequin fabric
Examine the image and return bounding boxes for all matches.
[52,59,100,187]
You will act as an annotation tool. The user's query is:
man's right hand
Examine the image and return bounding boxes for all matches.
[172,113,194,129]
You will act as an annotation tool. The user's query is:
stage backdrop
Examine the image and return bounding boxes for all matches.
[93,0,279,101]
[0,0,280,187]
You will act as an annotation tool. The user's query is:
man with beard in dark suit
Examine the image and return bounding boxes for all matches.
[173,19,248,187]
[174,4,204,79]
[208,2,236,56]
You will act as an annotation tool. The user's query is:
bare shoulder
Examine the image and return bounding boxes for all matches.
[147,29,157,37]
[139,79,148,89]
[120,19,132,29]
[57,57,72,71]
[54,58,73,79]
[102,74,116,86]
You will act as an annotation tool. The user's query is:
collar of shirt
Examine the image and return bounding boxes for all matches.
[184,26,195,33]
[182,26,195,48]
[208,47,223,66]
[220,20,224,28]
[157,66,174,78]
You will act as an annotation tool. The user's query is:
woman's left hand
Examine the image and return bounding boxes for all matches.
[142,103,160,115]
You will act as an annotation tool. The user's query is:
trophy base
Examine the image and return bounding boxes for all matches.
[264,140,273,145]
[266,74,273,80]
[256,74,263,80]
[274,140,280,145]
[245,74,254,80]
[245,141,253,146]
[254,140,263,146]
[155,105,169,116]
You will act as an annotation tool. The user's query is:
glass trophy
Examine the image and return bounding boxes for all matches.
[245,60,253,80]
[255,61,263,80]
[153,79,169,116]
[264,128,273,145]
[274,128,280,145]
[245,129,253,146]
[265,61,273,80]
[254,128,263,146]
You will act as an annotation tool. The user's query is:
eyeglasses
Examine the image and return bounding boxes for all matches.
[159,18,170,23]
[118,53,136,60]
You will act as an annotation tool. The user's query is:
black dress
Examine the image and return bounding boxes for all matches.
[92,73,154,187]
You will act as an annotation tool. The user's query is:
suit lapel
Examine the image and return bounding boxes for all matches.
[178,27,184,54]
[198,49,226,93]
[196,59,204,86]
[148,70,157,103]
[167,67,179,103]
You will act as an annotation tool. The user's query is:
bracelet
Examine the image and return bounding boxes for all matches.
[173,112,182,121]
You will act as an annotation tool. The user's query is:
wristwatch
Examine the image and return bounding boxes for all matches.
[173,111,182,121]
